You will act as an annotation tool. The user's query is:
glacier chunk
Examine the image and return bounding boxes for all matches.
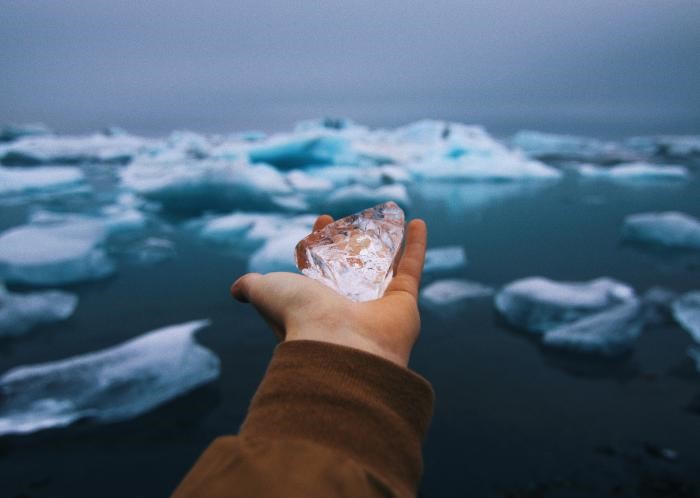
[0,284,78,337]
[495,277,636,333]
[0,166,86,197]
[421,279,493,306]
[622,212,700,250]
[423,246,467,273]
[324,184,410,216]
[0,320,218,436]
[0,123,51,143]
[512,130,635,163]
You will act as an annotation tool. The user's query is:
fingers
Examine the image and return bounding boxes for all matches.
[313,214,334,232]
[386,219,427,299]
[230,273,263,303]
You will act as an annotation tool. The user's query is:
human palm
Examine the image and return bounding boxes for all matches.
[231,215,427,367]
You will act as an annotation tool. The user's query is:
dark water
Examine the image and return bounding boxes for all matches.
[1,168,700,497]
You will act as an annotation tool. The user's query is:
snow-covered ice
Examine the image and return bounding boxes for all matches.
[542,300,644,356]
[494,277,636,333]
[423,246,467,272]
[0,166,86,197]
[575,162,689,182]
[421,279,494,306]
[0,284,78,338]
[622,212,700,250]
[671,291,700,344]
[0,320,219,436]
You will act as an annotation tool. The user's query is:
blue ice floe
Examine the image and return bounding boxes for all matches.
[0,320,219,436]
[495,277,636,333]
[575,162,689,182]
[248,135,357,169]
[622,212,700,250]
[0,166,86,197]
[512,130,635,163]
[421,279,494,307]
[0,284,78,338]
[423,246,468,273]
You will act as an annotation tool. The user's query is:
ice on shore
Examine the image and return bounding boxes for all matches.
[495,277,635,333]
[671,291,700,344]
[421,279,494,306]
[576,162,689,182]
[622,212,700,250]
[0,123,52,143]
[0,132,148,165]
[0,284,78,338]
[0,166,86,197]
[542,300,644,356]
[0,320,219,436]
[423,246,467,272]
[512,130,635,163]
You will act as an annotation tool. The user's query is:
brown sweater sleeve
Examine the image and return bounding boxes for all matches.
[172,340,434,498]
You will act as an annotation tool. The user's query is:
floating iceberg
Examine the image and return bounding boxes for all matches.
[421,279,494,307]
[249,135,357,169]
[626,135,700,159]
[512,130,635,163]
[0,132,148,165]
[423,246,468,272]
[0,320,219,436]
[622,212,700,250]
[542,301,644,356]
[0,123,51,143]
[671,291,700,344]
[0,284,78,338]
[495,277,635,333]
[0,166,86,197]
[576,162,689,182]
[249,227,312,274]
[406,155,561,182]
[121,159,298,214]
[324,184,410,216]
[303,165,411,189]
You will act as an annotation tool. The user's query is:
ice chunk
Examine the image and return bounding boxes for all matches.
[421,279,493,306]
[626,135,700,159]
[512,131,635,163]
[249,135,356,169]
[0,132,148,165]
[576,162,689,182]
[250,227,313,274]
[0,166,86,197]
[406,155,561,181]
[303,164,412,189]
[295,202,405,301]
[542,300,644,356]
[121,159,295,214]
[0,320,218,435]
[622,212,700,250]
[0,284,78,337]
[324,184,410,216]
[286,170,334,193]
[0,123,51,143]
[423,246,467,272]
[671,291,700,344]
[495,277,635,333]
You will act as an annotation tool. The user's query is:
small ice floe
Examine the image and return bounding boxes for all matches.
[494,277,636,333]
[626,135,700,159]
[0,123,52,143]
[671,291,700,344]
[0,201,146,286]
[622,212,700,250]
[0,283,77,338]
[512,130,635,163]
[324,184,410,216]
[0,320,219,436]
[120,158,298,214]
[406,155,561,182]
[303,165,411,189]
[421,279,494,307]
[542,300,644,356]
[248,134,357,169]
[286,170,335,193]
[0,166,86,197]
[249,227,313,274]
[0,132,149,165]
[423,246,468,273]
[575,162,689,182]
[120,237,176,265]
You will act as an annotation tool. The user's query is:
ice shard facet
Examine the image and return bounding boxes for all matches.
[295,201,405,302]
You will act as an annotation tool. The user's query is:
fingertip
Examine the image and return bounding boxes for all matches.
[230,273,262,302]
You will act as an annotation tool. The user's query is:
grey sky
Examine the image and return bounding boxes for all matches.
[1,0,698,136]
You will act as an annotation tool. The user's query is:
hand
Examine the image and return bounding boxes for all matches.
[231,215,427,367]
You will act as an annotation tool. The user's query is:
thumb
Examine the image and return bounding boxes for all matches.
[230,273,263,303]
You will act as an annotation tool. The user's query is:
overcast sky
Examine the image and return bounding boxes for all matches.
[1,0,698,136]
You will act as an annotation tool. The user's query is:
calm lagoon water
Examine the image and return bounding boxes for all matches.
[1,156,699,497]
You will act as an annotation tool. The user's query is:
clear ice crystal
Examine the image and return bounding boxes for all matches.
[295,201,405,302]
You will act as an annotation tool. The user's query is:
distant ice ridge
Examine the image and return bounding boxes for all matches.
[512,130,636,163]
[0,166,86,197]
[0,284,77,337]
[622,212,700,250]
[0,198,146,285]
[423,246,468,273]
[0,320,219,436]
[575,162,689,182]
[421,279,494,307]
